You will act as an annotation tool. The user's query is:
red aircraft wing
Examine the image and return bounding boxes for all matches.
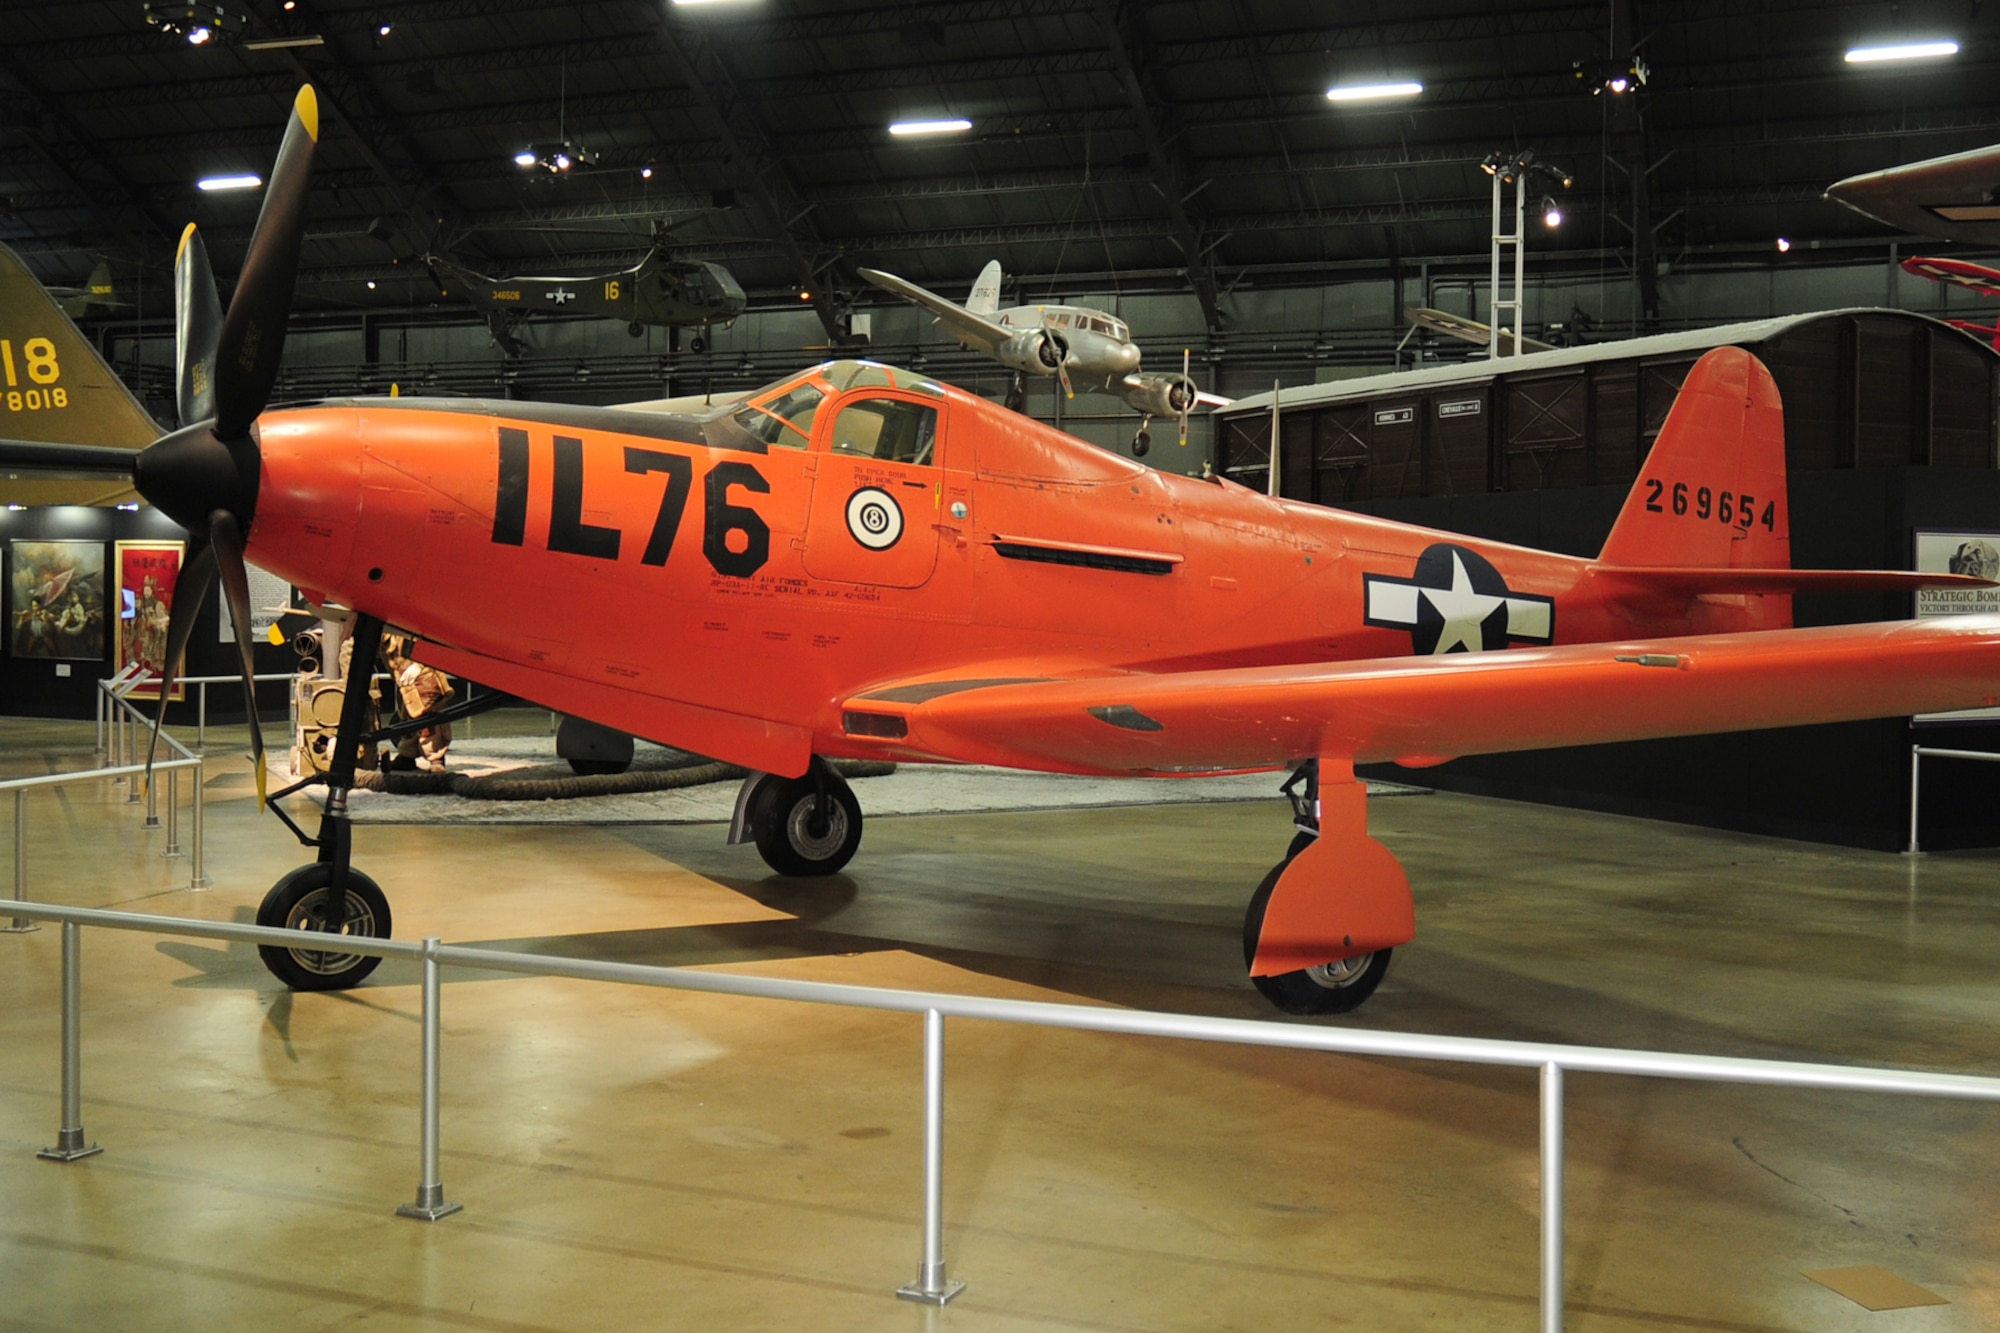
[852,614,2000,776]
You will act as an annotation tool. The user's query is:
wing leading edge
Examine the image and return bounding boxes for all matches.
[847,615,2000,775]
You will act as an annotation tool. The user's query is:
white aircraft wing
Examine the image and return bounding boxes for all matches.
[1825,143,2000,245]
[859,267,1013,354]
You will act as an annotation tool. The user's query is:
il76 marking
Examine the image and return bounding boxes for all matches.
[490,427,771,577]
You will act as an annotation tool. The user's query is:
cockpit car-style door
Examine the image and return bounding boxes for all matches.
[804,390,946,588]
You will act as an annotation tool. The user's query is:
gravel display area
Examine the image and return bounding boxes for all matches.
[289,736,1424,826]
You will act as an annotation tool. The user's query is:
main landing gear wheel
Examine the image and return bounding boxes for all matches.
[1242,847,1392,1015]
[1132,427,1151,457]
[689,334,708,353]
[749,768,863,876]
[255,863,393,991]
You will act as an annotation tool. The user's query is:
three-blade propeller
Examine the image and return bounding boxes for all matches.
[140,84,319,806]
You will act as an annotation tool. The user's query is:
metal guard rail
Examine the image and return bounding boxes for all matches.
[12,898,2000,1326]
[1907,744,2000,854]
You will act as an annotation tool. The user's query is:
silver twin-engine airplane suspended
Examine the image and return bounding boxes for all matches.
[858,261,1230,455]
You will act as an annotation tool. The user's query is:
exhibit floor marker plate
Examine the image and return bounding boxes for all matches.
[287,737,1425,826]
[1801,1265,1949,1311]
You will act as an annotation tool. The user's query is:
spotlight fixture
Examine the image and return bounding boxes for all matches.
[196,173,262,191]
[1776,237,1791,253]
[143,2,245,45]
[117,502,141,512]
[1325,81,1424,103]
[1845,40,1958,63]
[1542,196,1563,227]
[1572,56,1649,95]
[639,165,654,179]
[888,118,972,136]
[512,140,597,173]
[366,280,377,290]
[377,21,391,35]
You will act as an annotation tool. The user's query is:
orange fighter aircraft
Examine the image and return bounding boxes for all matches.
[12,87,2000,1014]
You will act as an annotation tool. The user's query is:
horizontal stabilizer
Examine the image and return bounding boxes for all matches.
[1592,565,1994,599]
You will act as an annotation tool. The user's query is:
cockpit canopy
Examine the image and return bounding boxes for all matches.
[713,360,946,452]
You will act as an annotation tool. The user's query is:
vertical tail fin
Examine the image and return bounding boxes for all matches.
[0,242,158,505]
[966,260,1003,318]
[1598,345,1789,570]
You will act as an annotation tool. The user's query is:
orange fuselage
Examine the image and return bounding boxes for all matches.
[244,384,1768,778]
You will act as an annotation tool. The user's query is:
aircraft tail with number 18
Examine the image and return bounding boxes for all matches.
[0,241,158,507]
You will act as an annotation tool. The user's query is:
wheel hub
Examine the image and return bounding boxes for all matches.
[1303,952,1374,989]
[283,885,373,975]
[786,797,849,860]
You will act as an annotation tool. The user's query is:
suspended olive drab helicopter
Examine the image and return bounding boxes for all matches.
[425,226,747,357]
[13,86,2000,1014]
[859,262,1231,455]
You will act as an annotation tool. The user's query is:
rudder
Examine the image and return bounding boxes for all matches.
[1598,345,1789,571]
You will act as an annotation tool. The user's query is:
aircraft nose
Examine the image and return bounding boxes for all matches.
[1112,343,1142,375]
[134,422,261,535]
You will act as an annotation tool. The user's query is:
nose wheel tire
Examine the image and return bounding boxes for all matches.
[255,863,393,991]
[749,770,863,876]
[1242,853,1392,1014]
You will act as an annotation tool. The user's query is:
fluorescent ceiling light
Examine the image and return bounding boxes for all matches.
[1326,81,1424,102]
[197,174,263,191]
[244,34,324,49]
[889,118,972,136]
[1845,40,1958,63]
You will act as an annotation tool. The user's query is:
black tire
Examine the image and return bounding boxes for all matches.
[255,863,392,992]
[627,320,645,337]
[1132,428,1151,457]
[690,334,708,353]
[749,770,862,876]
[567,758,631,776]
[1242,854,1391,1015]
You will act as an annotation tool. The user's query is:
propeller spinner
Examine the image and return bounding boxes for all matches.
[137,84,321,805]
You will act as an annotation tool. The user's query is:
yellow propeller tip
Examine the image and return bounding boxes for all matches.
[266,623,285,646]
[296,85,320,142]
[176,222,197,265]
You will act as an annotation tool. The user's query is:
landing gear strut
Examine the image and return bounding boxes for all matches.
[256,614,394,990]
[734,758,864,876]
[1241,759,1408,1015]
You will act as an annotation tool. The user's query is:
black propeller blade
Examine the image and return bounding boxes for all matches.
[209,510,268,805]
[174,223,221,428]
[213,85,319,440]
[137,84,319,804]
[142,539,215,785]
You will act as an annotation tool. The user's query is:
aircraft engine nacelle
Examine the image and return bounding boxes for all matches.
[994,328,1068,376]
[1123,373,1199,420]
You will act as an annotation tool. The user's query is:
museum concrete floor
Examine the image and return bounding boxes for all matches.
[4,712,2000,1332]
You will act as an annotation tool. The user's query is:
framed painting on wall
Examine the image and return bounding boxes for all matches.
[1914,529,2000,723]
[7,539,107,661]
[114,539,186,701]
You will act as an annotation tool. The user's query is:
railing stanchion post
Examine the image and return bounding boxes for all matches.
[189,756,211,890]
[1541,1060,1564,1333]
[1907,745,1922,856]
[898,1007,964,1305]
[38,921,101,1162]
[162,767,183,860]
[123,702,141,803]
[397,937,462,1221]
[93,682,105,757]
[6,788,37,933]
[197,682,207,751]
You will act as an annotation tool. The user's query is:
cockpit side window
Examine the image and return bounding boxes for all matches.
[828,396,939,466]
[731,383,827,449]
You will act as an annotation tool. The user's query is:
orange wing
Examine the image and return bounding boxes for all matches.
[848,615,2000,775]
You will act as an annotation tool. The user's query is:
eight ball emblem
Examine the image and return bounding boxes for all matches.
[846,487,904,550]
